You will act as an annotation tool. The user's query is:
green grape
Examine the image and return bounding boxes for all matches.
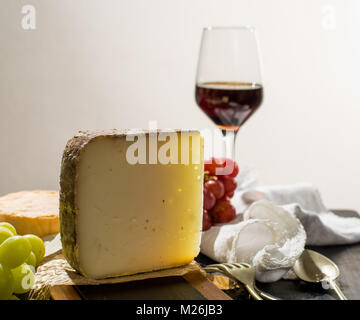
[0,226,13,245]
[0,236,31,269]
[25,251,37,269]
[0,222,17,236]
[23,234,45,266]
[11,263,35,294]
[0,263,14,300]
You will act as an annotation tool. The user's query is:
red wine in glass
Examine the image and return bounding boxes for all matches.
[195,81,263,133]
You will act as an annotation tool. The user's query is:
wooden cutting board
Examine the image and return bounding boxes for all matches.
[50,270,232,300]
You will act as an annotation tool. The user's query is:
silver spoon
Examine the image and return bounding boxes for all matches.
[294,249,347,300]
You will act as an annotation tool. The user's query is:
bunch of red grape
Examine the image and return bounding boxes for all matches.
[202,158,239,231]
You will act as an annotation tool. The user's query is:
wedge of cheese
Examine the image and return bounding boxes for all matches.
[60,129,203,279]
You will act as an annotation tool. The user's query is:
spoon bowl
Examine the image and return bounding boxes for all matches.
[294,249,347,300]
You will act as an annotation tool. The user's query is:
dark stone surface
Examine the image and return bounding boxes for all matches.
[75,276,207,300]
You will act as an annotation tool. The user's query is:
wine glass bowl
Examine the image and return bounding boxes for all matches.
[195,81,263,133]
[195,26,263,160]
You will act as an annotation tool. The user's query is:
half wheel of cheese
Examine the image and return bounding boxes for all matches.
[0,190,59,238]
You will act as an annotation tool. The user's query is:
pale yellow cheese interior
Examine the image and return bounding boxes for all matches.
[76,132,203,279]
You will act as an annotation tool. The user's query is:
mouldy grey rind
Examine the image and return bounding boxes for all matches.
[60,130,133,276]
[59,129,199,278]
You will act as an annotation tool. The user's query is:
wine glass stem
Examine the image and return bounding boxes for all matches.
[222,129,237,162]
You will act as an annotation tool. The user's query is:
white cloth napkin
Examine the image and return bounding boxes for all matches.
[200,180,360,282]
[242,184,360,246]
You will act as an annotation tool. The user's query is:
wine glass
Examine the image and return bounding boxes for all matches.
[195,26,263,171]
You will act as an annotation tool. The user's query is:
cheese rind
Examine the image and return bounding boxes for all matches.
[60,130,203,279]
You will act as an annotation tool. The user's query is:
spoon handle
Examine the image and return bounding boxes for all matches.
[327,279,347,300]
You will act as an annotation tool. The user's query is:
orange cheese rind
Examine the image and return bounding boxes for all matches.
[0,190,59,238]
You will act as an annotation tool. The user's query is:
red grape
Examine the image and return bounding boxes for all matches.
[204,157,239,177]
[216,158,239,177]
[228,160,239,178]
[203,188,216,210]
[202,210,212,231]
[212,199,236,223]
[226,191,234,198]
[218,193,231,201]
[204,159,218,176]
[218,175,237,194]
[204,180,225,199]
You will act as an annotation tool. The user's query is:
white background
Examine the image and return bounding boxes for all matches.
[1,0,360,211]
